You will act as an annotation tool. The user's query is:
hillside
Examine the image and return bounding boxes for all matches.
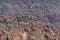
[0,0,60,39]
[0,15,59,40]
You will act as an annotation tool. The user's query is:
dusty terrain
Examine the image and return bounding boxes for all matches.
[0,15,59,40]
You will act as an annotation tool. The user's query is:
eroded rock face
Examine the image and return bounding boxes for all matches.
[0,15,59,40]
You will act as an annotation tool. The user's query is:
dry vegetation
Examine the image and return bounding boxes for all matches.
[0,14,59,40]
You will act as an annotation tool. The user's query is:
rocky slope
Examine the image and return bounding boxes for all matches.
[0,15,59,40]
